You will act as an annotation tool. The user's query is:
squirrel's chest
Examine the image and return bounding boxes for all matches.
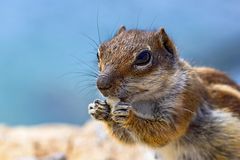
[131,100,173,120]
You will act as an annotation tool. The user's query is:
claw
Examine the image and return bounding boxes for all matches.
[88,103,95,110]
[112,115,128,123]
[111,102,132,123]
[113,102,131,110]
[112,109,129,116]
[88,100,110,121]
[94,99,107,106]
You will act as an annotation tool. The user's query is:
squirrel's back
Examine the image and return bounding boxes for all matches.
[195,67,240,116]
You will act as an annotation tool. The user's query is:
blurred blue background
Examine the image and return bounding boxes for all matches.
[0,0,239,125]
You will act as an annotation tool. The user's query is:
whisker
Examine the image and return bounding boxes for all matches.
[74,80,96,88]
[73,68,99,78]
[76,83,97,95]
[77,79,96,84]
[149,15,158,30]
[87,42,98,51]
[110,17,120,37]
[70,54,99,74]
[96,10,102,44]
[84,87,100,98]
[74,71,98,78]
[60,71,98,80]
[135,9,142,30]
[75,81,96,89]
[76,85,96,94]
[87,50,98,55]
[80,33,99,48]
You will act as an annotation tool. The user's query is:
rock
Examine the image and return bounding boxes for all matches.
[0,121,155,160]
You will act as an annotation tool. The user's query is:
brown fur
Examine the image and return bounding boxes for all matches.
[89,26,240,160]
[195,67,240,90]
[121,64,205,148]
[195,67,240,116]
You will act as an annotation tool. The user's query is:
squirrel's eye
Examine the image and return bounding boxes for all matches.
[134,50,151,66]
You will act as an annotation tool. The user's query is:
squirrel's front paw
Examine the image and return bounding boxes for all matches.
[111,102,132,123]
[88,99,110,121]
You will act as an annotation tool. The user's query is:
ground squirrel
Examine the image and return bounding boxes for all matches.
[88,26,240,160]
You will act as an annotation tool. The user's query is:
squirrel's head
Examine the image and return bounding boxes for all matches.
[96,26,182,102]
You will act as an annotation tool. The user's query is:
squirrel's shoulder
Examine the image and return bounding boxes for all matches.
[194,67,239,90]
[193,67,240,116]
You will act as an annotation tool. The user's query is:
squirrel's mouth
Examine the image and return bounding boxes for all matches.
[98,83,149,103]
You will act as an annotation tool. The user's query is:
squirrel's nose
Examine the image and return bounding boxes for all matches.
[97,75,112,90]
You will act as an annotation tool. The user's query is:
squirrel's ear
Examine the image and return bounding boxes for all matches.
[115,25,126,36]
[156,28,178,57]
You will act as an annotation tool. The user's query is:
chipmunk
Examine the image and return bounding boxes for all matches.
[88,26,240,160]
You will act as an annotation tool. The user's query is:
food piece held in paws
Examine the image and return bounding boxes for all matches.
[106,97,120,109]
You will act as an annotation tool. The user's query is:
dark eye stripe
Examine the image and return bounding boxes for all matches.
[97,52,100,62]
[134,50,151,66]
